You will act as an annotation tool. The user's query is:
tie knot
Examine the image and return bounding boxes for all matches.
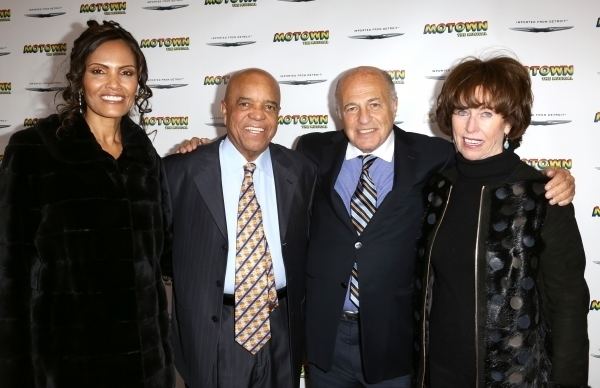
[361,154,377,171]
[244,162,256,176]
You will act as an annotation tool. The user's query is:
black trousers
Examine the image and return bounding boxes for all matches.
[306,317,411,388]
[213,296,293,388]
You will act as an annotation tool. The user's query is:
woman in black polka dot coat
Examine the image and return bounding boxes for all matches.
[414,56,589,388]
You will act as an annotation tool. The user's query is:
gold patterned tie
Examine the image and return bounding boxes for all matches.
[234,162,279,354]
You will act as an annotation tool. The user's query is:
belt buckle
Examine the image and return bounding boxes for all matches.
[342,310,359,321]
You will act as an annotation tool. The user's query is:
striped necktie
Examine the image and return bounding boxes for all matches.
[349,154,377,309]
[234,162,279,354]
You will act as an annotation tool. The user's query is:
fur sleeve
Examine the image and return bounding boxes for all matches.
[0,131,42,387]
[158,157,173,279]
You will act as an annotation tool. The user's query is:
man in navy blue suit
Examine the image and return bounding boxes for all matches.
[295,66,574,388]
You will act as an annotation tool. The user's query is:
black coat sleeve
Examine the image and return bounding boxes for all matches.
[539,203,589,386]
[158,157,173,280]
[0,131,42,388]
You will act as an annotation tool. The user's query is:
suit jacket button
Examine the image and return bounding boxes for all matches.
[340,282,348,289]
[211,315,219,322]
[221,244,227,251]
[354,242,362,249]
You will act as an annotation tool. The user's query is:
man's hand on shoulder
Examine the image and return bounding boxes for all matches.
[176,137,211,154]
[543,168,575,206]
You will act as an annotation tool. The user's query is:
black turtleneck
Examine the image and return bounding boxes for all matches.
[428,150,520,388]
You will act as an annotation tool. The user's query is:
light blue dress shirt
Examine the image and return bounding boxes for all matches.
[334,130,395,213]
[219,138,286,294]
[334,131,395,311]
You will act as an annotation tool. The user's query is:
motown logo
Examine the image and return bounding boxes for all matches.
[423,21,488,37]
[140,37,190,51]
[521,158,572,170]
[0,82,11,94]
[204,0,256,7]
[273,30,329,45]
[143,116,189,130]
[595,112,600,122]
[204,75,231,85]
[525,65,573,81]
[80,2,127,14]
[387,70,405,84]
[278,114,328,129]
[593,207,600,217]
[0,9,10,21]
[24,118,41,127]
[23,43,67,56]
[597,17,600,27]
[591,300,600,310]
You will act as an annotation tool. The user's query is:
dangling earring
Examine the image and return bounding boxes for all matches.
[503,134,509,150]
[78,90,83,114]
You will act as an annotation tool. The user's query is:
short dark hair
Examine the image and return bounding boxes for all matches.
[435,56,532,149]
[58,20,152,130]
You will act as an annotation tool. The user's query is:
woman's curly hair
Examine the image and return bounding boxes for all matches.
[58,20,152,131]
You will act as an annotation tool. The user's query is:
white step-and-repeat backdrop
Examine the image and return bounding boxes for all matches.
[0,0,599,386]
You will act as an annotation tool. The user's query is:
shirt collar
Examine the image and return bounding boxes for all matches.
[345,129,395,162]
[221,136,271,172]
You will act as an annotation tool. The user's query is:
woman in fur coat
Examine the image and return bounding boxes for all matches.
[414,56,589,388]
[0,20,173,388]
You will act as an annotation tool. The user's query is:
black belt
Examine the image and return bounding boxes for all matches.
[223,287,287,306]
[341,310,360,321]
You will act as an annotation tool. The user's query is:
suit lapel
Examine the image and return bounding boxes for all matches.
[374,126,418,214]
[390,126,418,198]
[347,127,418,228]
[192,141,227,239]
[322,133,355,233]
[271,145,296,242]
